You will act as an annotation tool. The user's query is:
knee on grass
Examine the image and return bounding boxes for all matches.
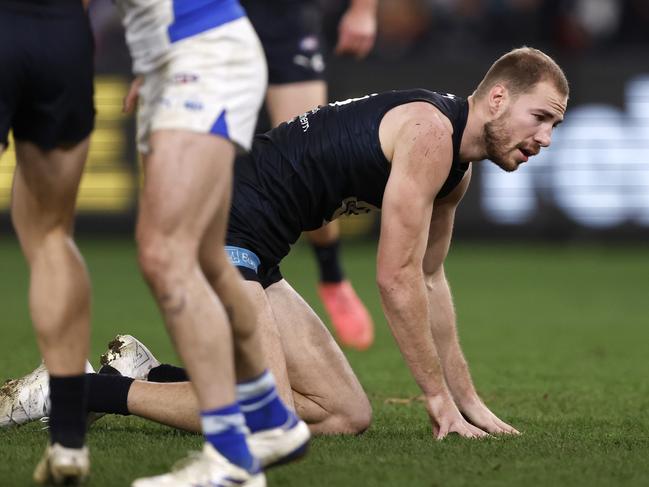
[321,397,372,435]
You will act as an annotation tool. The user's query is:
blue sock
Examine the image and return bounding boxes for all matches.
[237,370,293,433]
[201,403,255,471]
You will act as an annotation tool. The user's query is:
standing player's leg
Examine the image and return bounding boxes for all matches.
[200,248,294,405]
[1,4,96,482]
[131,12,278,485]
[11,140,92,484]
[266,81,375,351]
[136,129,259,468]
[199,209,310,466]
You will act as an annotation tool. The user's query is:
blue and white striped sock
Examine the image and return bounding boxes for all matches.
[201,403,255,471]
[237,370,293,433]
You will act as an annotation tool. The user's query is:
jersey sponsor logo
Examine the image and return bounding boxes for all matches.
[329,197,379,221]
[184,100,204,111]
[287,107,320,132]
[172,73,200,84]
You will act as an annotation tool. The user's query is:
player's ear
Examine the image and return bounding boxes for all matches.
[488,83,508,116]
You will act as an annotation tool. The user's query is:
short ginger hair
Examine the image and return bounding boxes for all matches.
[474,47,569,100]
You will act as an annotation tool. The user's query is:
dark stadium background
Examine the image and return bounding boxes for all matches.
[2,3,649,486]
[2,0,648,241]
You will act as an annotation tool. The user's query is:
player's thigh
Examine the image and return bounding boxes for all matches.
[266,279,367,407]
[11,139,90,253]
[266,81,327,127]
[138,130,235,247]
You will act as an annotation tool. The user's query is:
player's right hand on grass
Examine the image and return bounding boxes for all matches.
[426,394,489,440]
[460,400,520,436]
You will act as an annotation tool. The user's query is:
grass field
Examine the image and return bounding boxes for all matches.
[0,236,648,486]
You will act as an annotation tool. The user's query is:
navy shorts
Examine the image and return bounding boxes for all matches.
[0,2,95,150]
[225,245,284,289]
[242,0,325,85]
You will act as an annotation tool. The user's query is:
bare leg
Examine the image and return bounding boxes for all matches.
[127,381,201,433]
[137,130,237,410]
[120,278,369,435]
[265,81,326,127]
[267,280,371,434]
[11,140,91,376]
[199,203,265,383]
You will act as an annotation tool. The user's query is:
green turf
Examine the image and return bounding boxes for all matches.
[1,237,648,486]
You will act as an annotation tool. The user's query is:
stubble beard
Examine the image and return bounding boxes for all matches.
[483,114,518,172]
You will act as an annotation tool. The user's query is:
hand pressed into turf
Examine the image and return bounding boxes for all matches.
[426,395,490,440]
[460,400,521,436]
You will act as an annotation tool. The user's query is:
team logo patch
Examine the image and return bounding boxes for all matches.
[172,73,200,84]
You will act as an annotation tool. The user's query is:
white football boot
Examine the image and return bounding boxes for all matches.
[0,361,94,427]
[131,443,266,487]
[247,413,310,468]
[33,442,90,485]
[99,335,160,380]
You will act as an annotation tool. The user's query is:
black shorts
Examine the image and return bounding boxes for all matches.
[0,2,95,150]
[242,0,325,85]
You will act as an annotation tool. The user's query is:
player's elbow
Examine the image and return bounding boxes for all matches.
[377,267,420,304]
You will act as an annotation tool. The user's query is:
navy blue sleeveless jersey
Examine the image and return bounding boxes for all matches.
[228,89,470,267]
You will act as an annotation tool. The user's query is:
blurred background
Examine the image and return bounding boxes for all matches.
[1,4,648,484]
[1,0,648,239]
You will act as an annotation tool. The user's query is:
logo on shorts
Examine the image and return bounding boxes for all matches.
[299,35,319,52]
[184,100,204,111]
[172,73,200,84]
[293,53,325,74]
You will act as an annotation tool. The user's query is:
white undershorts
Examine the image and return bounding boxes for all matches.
[136,16,267,154]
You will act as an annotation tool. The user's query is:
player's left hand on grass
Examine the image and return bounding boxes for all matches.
[335,5,377,59]
[460,400,520,436]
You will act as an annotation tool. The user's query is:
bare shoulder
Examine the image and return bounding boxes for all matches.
[379,101,454,164]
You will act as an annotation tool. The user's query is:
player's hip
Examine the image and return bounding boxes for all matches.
[134,19,267,154]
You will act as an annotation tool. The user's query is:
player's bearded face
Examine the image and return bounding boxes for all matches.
[483,111,519,172]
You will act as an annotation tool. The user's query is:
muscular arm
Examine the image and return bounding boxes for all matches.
[376,112,486,439]
[423,172,519,435]
[422,172,477,405]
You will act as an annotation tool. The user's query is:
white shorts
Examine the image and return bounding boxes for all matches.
[136,17,267,154]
